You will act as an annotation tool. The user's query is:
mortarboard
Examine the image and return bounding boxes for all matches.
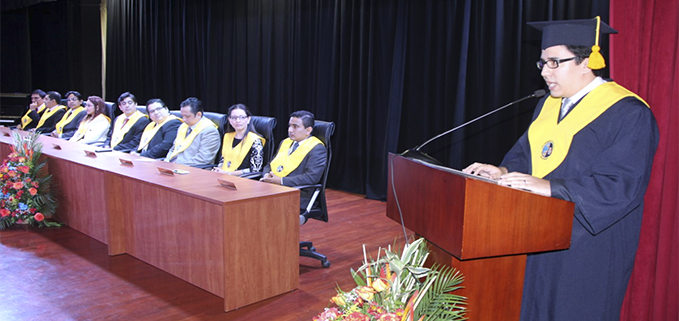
[528,16,618,70]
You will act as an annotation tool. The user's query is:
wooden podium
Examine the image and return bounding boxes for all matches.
[387,153,574,320]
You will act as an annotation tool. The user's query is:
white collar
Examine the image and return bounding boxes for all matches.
[566,76,607,104]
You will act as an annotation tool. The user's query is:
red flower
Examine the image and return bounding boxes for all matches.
[377,313,401,321]
[18,166,30,174]
[29,187,38,196]
[13,181,23,189]
[344,312,371,321]
[0,209,10,217]
[8,170,16,177]
[34,213,44,221]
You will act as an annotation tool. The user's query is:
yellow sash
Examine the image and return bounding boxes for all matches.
[137,115,182,151]
[270,137,323,177]
[71,114,111,142]
[35,105,67,129]
[528,82,648,178]
[167,117,218,160]
[111,111,147,148]
[220,131,265,171]
[21,104,45,128]
[55,106,86,134]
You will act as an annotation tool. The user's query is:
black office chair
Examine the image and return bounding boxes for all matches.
[104,102,117,120]
[298,120,334,268]
[169,110,182,119]
[136,106,148,115]
[238,116,277,179]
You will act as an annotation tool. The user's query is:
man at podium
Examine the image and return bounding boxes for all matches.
[463,17,658,321]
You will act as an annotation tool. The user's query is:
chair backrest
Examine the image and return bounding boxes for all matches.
[249,116,277,164]
[202,111,227,136]
[169,110,182,119]
[308,120,335,222]
[136,106,148,115]
[103,102,116,121]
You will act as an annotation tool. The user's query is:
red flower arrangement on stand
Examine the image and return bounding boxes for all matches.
[0,131,58,230]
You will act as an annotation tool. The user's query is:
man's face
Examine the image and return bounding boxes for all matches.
[31,94,44,107]
[67,94,82,109]
[147,102,168,123]
[44,96,57,108]
[181,106,201,127]
[288,117,312,142]
[118,97,137,116]
[540,45,589,98]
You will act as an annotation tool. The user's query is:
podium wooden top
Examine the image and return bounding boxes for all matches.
[387,153,574,260]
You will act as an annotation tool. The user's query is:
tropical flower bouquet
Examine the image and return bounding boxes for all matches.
[0,131,59,230]
[314,238,467,321]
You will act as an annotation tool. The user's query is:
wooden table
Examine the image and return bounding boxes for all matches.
[0,128,300,312]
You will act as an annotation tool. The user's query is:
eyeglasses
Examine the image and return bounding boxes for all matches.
[119,101,135,106]
[536,57,578,70]
[67,98,80,102]
[228,115,249,121]
[148,107,166,114]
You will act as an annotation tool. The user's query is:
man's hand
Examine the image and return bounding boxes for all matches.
[498,172,551,197]
[462,162,507,180]
[260,171,282,185]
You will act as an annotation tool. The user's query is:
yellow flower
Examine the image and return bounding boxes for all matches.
[331,293,346,306]
[356,286,375,301]
[372,278,389,292]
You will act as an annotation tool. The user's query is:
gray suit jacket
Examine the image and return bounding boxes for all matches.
[164,118,220,167]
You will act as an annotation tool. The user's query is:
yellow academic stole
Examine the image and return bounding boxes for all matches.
[167,118,218,160]
[21,104,46,128]
[137,115,182,151]
[35,105,67,129]
[528,82,648,178]
[270,137,323,177]
[55,107,85,134]
[111,111,147,148]
[71,114,111,142]
[220,131,265,171]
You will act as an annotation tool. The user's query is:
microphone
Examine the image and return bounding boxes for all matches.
[401,89,547,165]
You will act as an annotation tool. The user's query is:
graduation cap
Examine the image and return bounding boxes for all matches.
[528,16,617,70]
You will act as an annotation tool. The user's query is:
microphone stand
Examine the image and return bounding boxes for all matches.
[401,89,547,165]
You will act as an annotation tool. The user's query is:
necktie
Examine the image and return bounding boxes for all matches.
[289,141,299,155]
[559,98,572,120]
[186,127,193,138]
[121,118,130,127]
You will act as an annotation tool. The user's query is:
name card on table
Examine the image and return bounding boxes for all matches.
[119,158,133,166]
[157,167,175,176]
[218,178,237,191]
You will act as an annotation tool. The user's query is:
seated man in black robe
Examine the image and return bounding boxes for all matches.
[33,91,67,134]
[260,110,327,216]
[104,92,149,152]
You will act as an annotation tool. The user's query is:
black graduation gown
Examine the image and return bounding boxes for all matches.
[140,118,182,159]
[501,94,659,321]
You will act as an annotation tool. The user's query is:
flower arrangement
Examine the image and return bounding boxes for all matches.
[0,131,58,230]
[314,238,467,321]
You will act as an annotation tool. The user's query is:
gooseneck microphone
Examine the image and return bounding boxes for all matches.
[400,89,547,165]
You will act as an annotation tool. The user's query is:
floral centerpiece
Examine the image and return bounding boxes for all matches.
[314,238,467,321]
[0,131,58,230]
